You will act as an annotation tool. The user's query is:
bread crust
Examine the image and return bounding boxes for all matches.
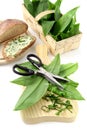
[0,19,28,43]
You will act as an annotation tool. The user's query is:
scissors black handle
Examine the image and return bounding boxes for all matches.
[13,54,43,76]
[13,64,34,76]
[27,54,43,68]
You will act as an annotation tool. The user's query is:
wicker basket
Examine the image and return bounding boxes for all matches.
[22,4,82,55]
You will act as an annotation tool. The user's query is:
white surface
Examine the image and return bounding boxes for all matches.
[0,0,87,129]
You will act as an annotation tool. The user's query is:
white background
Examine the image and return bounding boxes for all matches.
[0,0,87,129]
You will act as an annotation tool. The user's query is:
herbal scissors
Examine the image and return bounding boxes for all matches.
[13,54,69,91]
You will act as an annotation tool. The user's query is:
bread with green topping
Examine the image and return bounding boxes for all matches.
[2,32,36,61]
[0,19,35,62]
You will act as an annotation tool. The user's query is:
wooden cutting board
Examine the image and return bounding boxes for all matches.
[21,98,78,124]
[20,44,78,124]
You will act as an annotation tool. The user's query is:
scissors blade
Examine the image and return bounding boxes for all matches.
[45,75,64,91]
[37,67,64,90]
[52,74,69,82]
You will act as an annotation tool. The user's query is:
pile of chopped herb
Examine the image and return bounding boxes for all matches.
[24,0,80,41]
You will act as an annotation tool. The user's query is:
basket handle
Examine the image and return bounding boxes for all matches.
[35,10,55,22]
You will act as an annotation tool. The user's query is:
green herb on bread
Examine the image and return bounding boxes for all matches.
[4,34,32,58]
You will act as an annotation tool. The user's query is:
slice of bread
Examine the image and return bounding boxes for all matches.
[2,32,36,61]
[0,19,36,63]
[0,19,28,43]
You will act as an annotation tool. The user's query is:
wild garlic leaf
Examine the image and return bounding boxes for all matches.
[42,21,55,36]
[48,82,84,100]
[35,0,49,16]
[48,1,55,10]
[32,1,40,17]
[61,24,80,39]
[54,0,62,21]
[63,78,79,88]
[53,7,79,35]
[59,63,78,77]
[14,77,49,110]
[69,24,80,36]
[11,75,37,87]
[64,85,84,100]
[24,0,34,16]
[63,17,75,33]
[11,61,46,86]
[46,54,60,75]
[19,61,37,71]
[24,0,30,8]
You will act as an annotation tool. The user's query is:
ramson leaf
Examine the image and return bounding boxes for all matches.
[54,0,62,21]
[42,21,55,36]
[11,75,37,87]
[36,0,49,16]
[59,63,78,77]
[24,0,34,16]
[46,54,60,75]
[14,77,49,110]
[48,83,84,100]
[53,6,79,35]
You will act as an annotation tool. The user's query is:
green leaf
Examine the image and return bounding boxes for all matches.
[46,54,60,75]
[64,78,79,88]
[32,1,40,17]
[48,82,84,100]
[24,0,34,16]
[59,63,78,77]
[35,0,49,16]
[63,16,76,33]
[60,24,80,39]
[48,1,55,10]
[20,61,37,71]
[24,0,30,8]
[63,85,84,100]
[69,24,80,36]
[42,21,55,36]
[69,15,76,30]
[11,75,37,87]
[54,0,62,21]
[53,6,79,35]
[14,77,49,110]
